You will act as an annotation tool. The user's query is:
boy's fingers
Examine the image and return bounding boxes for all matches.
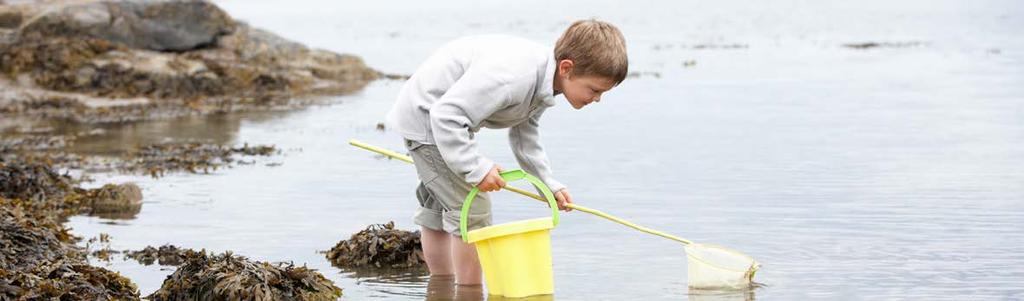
[557,190,573,212]
[478,180,493,192]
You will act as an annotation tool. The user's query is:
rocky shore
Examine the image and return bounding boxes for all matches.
[1,159,140,299]
[0,0,381,127]
[0,0,398,299]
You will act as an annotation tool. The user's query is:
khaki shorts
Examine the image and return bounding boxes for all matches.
[405,139,492,236]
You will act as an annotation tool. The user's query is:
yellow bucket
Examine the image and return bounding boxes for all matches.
[460,170,561,298]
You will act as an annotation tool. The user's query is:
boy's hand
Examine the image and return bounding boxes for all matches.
[554,188,574,212]
[476,165,505,192]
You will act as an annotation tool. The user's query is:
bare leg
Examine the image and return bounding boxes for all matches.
[451,234,482,285]
[425,275,456,300]
[420,226,454,276]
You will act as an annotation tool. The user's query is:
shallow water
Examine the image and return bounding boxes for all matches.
[65,0,1024,300]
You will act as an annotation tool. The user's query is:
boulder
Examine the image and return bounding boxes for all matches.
[82,182,143,219]
[19,0,234,52]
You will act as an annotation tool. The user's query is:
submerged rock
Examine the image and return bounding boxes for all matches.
[124,244,188,266]
[119,142,277,177]
[842,41,925,49]
[325,221,426,269]
[147,250,342,301]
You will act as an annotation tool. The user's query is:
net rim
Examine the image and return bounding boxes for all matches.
[685,243,759,274]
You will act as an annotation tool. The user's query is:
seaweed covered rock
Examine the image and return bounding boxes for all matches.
[0,158,75,201]
[18,0,234,52]
[147,250,342,301]
[325,222,425,269]
[0,202,139,300]
[0,160,140,299]
[0,0,380,123]
[1,158,146,218]
[0,6,21,29]
[0,36,225,99]
[0,259,139,300]
[0,203,73,273]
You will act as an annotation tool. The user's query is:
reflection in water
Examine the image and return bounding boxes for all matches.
[88,206,142,220]
[339,267,431,298]
[687,288,756,301]
[341,266,429,283]
[55,111,291,156]
[425,275,559,301]
[487,294,554,301]
[424,275,483,301]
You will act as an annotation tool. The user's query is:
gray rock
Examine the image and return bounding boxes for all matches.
[86,182,143,219]
[20,0,234,52]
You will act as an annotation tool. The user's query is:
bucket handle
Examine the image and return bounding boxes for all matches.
[460,169,560,242]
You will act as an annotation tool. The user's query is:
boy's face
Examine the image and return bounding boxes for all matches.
[555,60,617,110]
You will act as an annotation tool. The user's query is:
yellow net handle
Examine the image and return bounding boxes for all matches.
[350,139,694,245]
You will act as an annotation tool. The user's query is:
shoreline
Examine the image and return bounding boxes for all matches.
[0,0,398,298]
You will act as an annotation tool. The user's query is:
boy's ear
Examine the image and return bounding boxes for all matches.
[558,59,574,78]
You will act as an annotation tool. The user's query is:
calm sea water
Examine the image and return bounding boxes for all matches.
[66,0,1024,300]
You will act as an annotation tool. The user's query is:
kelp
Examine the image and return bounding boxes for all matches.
[325,221,425,269]
[0,158,75,202]
[0,201,139,300]
[147,250,342,301]
[120,142,276,178]
[0,259,139,300]
[124,244,188,266]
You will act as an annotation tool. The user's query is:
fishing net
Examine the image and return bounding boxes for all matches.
[685,243,759,290]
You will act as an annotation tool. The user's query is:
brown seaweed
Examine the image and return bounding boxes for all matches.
[119,142,277,178]
[325,221,426,269]
[0,158,75,201]
[123,244,188,266]
[0,199,139,300]
[147,250,342,301]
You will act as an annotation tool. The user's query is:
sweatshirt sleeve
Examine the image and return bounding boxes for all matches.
[429,67,512,185]
[509,108,566,193]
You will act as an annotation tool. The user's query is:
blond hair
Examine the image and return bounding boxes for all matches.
[554,19,628,85]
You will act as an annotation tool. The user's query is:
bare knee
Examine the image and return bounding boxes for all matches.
[450,236,482,285]
[420,226,454,276]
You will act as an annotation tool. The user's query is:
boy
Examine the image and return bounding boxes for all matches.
[385,19,628,285]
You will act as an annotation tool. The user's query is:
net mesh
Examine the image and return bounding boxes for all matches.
[684,243,760,290]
